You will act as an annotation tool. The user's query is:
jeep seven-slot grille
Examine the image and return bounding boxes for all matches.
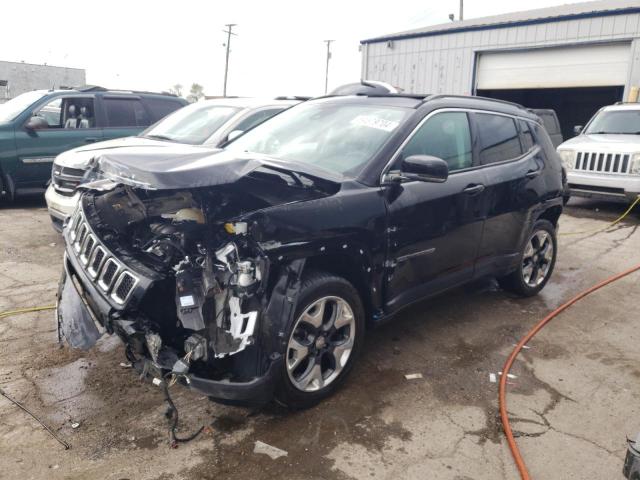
[574,152,631,174]
[68,209,139,305]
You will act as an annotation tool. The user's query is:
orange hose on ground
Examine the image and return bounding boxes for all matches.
[500,262,640,480]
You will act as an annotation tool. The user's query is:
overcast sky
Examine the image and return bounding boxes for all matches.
[4,0,585,98]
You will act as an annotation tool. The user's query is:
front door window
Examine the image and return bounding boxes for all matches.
[33,97,96,129]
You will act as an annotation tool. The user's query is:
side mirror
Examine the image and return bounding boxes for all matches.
[226,129,244,142]
[24,115,49,131]
[573,125,583,135]
[393,155,449,183]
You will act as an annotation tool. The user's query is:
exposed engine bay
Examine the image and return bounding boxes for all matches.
[57,155,340,403]
[114,186,266,349]
[60,182,287,394]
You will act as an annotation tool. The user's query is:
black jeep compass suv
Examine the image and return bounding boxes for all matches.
[57,93,563,408]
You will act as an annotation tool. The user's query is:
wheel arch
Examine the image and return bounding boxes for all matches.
[303,252,375,326]
[536,204,562,227]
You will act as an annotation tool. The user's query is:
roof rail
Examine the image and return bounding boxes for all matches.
[358,92,429,100]
[274,95,312,101]
[75,85,107,92]
[70,85,179,97]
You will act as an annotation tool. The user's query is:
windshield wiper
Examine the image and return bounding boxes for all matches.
[588,131,638,134]
[142,134,175,142]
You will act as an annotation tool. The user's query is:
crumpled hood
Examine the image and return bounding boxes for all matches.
[82,148,343,191]
[558,134,640,153]
[55,136,210,169]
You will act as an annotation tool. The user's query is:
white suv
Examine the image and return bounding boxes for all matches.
[557,103,640,203]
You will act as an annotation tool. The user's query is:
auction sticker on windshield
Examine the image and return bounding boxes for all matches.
[350,115,399,132]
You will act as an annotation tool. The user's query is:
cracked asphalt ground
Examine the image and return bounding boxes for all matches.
[0,197,638,480]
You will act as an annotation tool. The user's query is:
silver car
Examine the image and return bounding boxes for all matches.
[45,97,303,229]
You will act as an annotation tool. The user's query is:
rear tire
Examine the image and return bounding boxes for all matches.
[274,271,365,409]
[498,219,557,297]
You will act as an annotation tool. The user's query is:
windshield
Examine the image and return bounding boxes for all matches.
[225,102,410,177]
[585,110,640,134]
[0,90,48,122]
[141,102,241,144]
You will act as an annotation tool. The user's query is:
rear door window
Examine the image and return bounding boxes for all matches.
[104,98,150,127]
[144,98,185,122]
[400,111,472,172]
[474,113,523,165]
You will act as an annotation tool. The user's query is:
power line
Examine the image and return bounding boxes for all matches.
[222,24,237,97]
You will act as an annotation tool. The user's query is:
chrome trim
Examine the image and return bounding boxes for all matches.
[396,247,436,263]
[98,258,120,292]
[110,271,139,304]
[68,206,140,306]
[379,107,537,185]
[20,156,55,164]
[87,246,107,279]
[79,234,96,265]
[74,224,88,253]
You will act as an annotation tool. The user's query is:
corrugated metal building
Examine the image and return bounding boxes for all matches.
[360,0,640,138]
[0,61,86,103]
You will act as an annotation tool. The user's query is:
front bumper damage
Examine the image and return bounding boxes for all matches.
[56,200,302,406]
[57,251,284,404]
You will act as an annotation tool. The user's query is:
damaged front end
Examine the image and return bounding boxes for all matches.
[57,173,320,405]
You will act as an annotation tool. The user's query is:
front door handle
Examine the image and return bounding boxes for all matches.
[84,137,99,143]
[526,169,541,179]
[462,184,485,195]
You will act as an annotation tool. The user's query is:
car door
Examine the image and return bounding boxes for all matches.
[471,113,545,278]
[98,95,152,142]
[13,94,102,190]
[382,110,487,313]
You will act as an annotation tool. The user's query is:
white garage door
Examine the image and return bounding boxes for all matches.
[476,43,631,90]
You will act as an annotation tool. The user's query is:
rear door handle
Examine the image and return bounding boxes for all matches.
[526,169,541,179]
[84,137,99,143]
[462,184,485,195]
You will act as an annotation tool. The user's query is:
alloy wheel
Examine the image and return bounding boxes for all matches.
[286,296,356,392]
[522,230,554,287]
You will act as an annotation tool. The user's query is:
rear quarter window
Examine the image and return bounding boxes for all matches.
[519,120,535,152]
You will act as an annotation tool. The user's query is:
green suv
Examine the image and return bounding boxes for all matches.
[0,86,187,201]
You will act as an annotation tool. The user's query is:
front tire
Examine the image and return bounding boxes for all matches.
[275,271,365,409]
[498,219,557,297]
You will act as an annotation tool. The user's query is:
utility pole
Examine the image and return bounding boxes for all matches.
[459,0,464,21]
[223,24,237,97]
[324,40,334,94]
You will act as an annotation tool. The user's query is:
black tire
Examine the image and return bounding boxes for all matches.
[274,271,365,409]
[498,219,557,297]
